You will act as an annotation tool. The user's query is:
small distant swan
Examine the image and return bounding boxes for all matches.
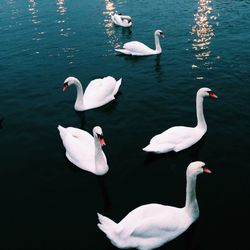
[115,29,164,56]
[111,13,132,27]
[58,125,109,175]
[97,161,211,250]
[63,76,122,111]
[143,87,218,154]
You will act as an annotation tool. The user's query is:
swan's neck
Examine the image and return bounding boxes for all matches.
[184,175,199,221]
[73,79,84,109]
[155,35,162,54]
[94,137,107,173]
[196,95,207,131]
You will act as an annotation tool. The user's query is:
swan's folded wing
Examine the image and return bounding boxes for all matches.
[131,211,181,238]
[118,204,169,238]
[123,41,152,54]
[112,14,122,25]
[150,126,196,145]
[84,77,117,102]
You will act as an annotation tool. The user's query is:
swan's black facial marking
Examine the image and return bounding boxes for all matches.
[97,133,106,146]
[97,134,104,140]
[63,82,69,91]
[159,31,164,37]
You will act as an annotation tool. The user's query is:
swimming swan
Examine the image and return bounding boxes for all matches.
[63,76,122,111]
[115,30,164,56]
[111,13,132,27]
[97,161,211,250]
[143,87,218,154]
[58,125,108,175]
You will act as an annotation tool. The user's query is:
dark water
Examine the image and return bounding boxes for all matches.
[1,0,250,249]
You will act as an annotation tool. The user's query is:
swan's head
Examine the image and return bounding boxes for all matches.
[63,76,79,91]
[93,126,106,146]
[197,87,218,99]
[186,161,211,177]
[155,29,165,38]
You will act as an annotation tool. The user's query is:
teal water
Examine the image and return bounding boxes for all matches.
[0,0,250,249]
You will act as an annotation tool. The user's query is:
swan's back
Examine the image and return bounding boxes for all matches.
[84,76,119,108]
[58,126,95,170]
[150,126,195,144]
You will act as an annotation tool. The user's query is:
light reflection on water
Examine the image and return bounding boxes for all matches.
[56,0,75,64]
[103,0,121,54]
[191,0,220,79]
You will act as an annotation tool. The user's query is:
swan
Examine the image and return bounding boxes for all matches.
[115,29,164,56]
[143,87,218,154]
[97,161,211,250]
[111,13,132,27]
[58,125,109,175]
[63,76,122,111]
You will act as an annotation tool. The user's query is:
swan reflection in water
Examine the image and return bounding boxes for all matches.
[0,115,4,129]
[97,176,112,212]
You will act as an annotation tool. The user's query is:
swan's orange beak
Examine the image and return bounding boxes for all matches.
[63,83,68,91]
[98,135,106,146]
[209,91,218,99]
[203,167,212,174]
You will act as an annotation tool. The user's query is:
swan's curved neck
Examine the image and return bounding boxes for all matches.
[184,175,199,220]
[94,137,106,173]
[196,94,207,131]
[73,79,84,109]
[155,35,162,54]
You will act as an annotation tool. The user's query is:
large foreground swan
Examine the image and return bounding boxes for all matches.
[97,161,211,250]
[63,76,122,111]
[111,13,132,27]
[143,87,218,154]
[58,125,109,175]
[115,30,164,56]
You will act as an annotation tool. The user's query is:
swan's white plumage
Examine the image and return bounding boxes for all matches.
[97,161,211,250]
[143,87,218,153]
[111,14,132,27]
[115,30,164,56]
[58,125,108,175]
[63,76,122,111]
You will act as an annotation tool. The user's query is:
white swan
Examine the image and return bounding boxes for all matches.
[58,125,109,175]
[97,161,211,250]
[115,30,164,56]
[111,13,132,27]
[63,76,122,111]
[143,87,218,154]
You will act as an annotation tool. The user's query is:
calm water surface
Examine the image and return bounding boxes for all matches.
[0,0,250,249]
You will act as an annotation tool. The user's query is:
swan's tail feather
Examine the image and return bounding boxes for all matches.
[142,143,174,154]
[58,125,67,138]
[113,78,122,96]
[97,213,125,248]
[97,213,118,236]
